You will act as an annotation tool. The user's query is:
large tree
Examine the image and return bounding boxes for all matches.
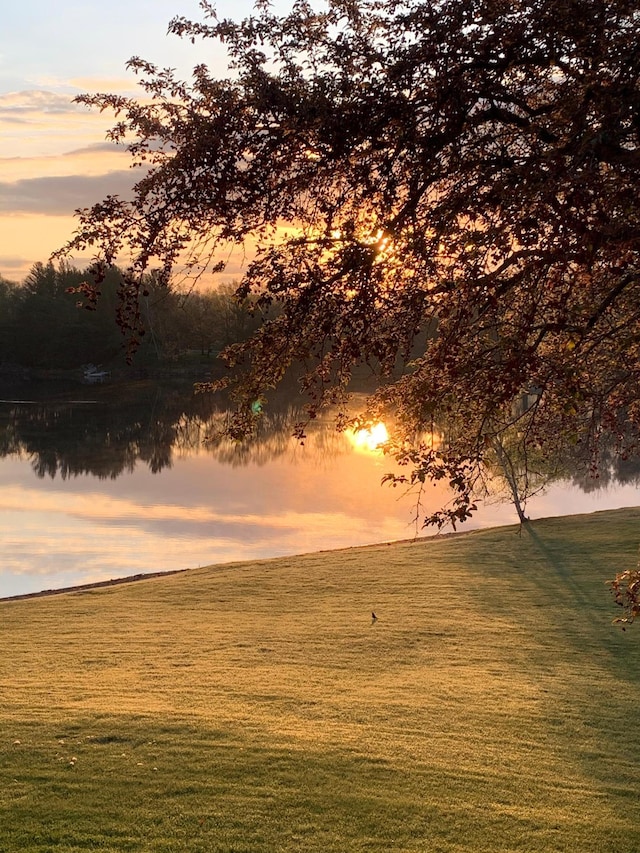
[61,0,639,527]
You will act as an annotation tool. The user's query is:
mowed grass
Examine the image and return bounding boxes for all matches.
[2,509,640,852]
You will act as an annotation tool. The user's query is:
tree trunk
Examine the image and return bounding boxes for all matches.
[491,438,529,523]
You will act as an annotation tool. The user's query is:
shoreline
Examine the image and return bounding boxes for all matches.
[0,569,189,603]
[3,506,636,604]
[0,525,486,603]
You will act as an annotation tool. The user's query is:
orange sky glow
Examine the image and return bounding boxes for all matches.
[0,0,262,283]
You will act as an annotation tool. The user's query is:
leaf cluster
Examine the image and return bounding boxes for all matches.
[609,566,640,627]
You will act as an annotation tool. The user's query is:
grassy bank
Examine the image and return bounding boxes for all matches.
[2,509,640,852]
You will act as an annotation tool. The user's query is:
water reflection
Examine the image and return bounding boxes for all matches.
[0,382,357,479]
[348,422,389,453]
[0,385,330,479]
[0,382,431,597]
[1,381,639,599]
[5,383,640,493]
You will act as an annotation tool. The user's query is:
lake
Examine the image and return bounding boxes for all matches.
[1,380,639,598]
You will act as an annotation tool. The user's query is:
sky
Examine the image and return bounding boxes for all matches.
[0,0,261,282]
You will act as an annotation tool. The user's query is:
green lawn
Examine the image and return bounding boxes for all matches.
[2,509,640,852]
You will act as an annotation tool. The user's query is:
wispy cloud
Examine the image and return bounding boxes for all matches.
[0,486,311,532]
[0,255,30,272]
[65,142,126,156]
[0,171,142,215]
[0,89,118,160]
[0,89,136,272]
[0,90,86,117]
[0,480,413,588]
[0,147,129,183]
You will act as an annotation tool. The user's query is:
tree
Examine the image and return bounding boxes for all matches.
[13,261,88,368]
[9,262,124,369]
[60,0,639,529]
[0,275,20,363]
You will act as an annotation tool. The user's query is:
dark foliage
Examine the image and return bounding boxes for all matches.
[0,262,261,369]
[609,565,640,626]
[58,0,639,531]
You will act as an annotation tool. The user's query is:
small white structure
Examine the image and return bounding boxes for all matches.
[82,364,110,384]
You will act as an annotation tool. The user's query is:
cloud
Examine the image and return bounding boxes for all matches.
[0,89,120,159]
[0,255,30,271]
[0,479,413,589]
[0,486,298,532]
[64,142,124,157]
[0,90,86,117]
[1,116,30,126]
[0,142,130,184]
[0,170,143,215]
[30,75,141,95]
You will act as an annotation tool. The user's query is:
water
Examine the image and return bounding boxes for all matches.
[1,382,638,598]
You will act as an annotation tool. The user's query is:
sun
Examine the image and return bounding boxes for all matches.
[348,422,389,454]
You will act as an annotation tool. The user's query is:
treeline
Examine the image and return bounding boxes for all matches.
[0,262,263,370]
[0,383,338,479]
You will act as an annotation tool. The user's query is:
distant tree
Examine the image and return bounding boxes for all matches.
[60,0,639,528]
[134,275,262,360]
[22,260,82,298]
[7,262,125,369]
[209,282,264,349]
[0,275,18,291]
[181,290,222,356]
[0,275,20,362]
[13,262,84,367]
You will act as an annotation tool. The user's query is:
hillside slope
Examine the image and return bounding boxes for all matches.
[2,509,640,852]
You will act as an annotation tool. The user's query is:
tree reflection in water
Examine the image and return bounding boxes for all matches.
[3,381,640,601]
[1,381,639,502]
[0,382,353,480]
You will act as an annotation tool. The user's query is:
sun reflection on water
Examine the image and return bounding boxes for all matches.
[348,422,389,454]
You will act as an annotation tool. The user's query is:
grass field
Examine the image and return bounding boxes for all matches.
[2,508,640,852]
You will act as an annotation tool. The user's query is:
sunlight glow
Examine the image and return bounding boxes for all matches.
[348,422,389,454]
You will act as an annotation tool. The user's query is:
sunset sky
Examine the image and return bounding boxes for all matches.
[0,0,261,282]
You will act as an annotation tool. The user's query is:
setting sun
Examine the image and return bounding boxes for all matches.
[348,422,389,453]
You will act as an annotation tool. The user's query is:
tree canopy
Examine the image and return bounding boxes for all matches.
[61,0,639,528]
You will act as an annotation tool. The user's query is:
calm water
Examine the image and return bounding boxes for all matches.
[1,383,639,598]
